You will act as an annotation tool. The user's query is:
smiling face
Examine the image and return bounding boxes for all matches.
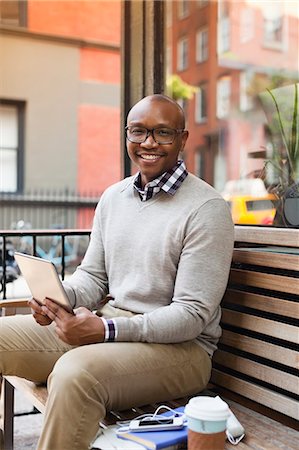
[126,95,189,188]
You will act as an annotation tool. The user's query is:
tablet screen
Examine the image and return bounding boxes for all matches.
[14,252,72,312]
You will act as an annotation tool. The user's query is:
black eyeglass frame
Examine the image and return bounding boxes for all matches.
[125,126,185,145]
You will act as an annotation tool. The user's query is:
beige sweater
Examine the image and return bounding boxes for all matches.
[64,173,234,356]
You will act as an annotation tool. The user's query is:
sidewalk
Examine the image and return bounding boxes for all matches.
[14,390,42,450]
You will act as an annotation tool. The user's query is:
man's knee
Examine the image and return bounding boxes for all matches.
[48,348,105,402]
[49,351,85,389]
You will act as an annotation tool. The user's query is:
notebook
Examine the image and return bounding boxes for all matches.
[14,252,72,312]
[116,407,187,450]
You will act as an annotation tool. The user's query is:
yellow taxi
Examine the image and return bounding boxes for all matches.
[224,194,277,225]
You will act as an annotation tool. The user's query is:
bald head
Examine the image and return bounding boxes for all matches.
[127,94,186,129]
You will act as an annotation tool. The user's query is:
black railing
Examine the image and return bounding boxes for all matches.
[0,189,101,229]
[0,229,91,299]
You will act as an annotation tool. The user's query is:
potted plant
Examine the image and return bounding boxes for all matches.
[259,83,299,227]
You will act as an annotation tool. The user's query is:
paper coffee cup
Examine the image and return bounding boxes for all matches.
[185,396,230,450]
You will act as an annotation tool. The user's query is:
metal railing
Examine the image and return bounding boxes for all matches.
[0,189,101,229]
[0,229,91,299]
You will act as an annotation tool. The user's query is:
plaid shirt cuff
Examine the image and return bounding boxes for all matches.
[101,318,118,342]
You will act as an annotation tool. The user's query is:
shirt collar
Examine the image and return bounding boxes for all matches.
[133,160,188,202]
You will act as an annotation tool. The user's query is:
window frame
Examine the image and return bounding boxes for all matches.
[177,0,189,20]
[195,84,208,123]
[196,27,209,63]
[0,0,27,27]
[0,100,25,193]
[262,11,287,50]
[217,0,230,54]
[177,37,189,71]
[197,0,209,8]
[216,76,231,119]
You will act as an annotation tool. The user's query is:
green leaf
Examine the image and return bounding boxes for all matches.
[290,83,298,161]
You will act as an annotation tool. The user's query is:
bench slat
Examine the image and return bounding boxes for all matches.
[219,330,298,368]
[229,269,298,295]
[233,248,299,271]
[213,351,298,394]
[211,369,299,420]
[222,309,298,343]
[234,226,299,247]
[222,289,299,319]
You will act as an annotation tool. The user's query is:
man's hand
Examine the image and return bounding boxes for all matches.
[28,298,53,326]
[41,299,105,346]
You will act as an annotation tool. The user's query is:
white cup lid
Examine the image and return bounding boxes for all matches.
[185,396,230,421]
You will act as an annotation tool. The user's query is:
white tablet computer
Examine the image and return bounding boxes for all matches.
[14,252,72,312]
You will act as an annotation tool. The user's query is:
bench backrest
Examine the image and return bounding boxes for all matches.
[212,226,299,421]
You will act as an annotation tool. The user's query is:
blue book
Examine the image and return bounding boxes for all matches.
[116,407,187,450]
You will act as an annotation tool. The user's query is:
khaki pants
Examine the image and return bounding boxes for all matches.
[0,305,211,450]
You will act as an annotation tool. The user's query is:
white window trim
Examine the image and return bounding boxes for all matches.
[240,7,255,44]
[177,0,189,20]
[262,12,287,51]
[196,28,208,63]
[217,0,230,54]
[177,37,188,71]
[197,0,209,8]
[0,104,19,192]
[217,76,231,119]
[195,85,207,123]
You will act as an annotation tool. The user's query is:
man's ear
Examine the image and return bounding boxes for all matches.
[180,130,189,152]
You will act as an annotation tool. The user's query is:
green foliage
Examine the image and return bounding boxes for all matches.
[260,83,299,226]
[166,74,198,101]
[268,84,298,180]
[260,83,299,187]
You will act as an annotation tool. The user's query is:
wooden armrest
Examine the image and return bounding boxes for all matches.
[0,298,31,308]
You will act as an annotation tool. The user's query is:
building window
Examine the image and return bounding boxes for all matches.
[0,1,27,26]
[240,7,254,43]
[239,71,253,112]
[0,102,24,193]
[177,37,188,71]
[217,76,231,119]
[195,84,207,123]
[262,4,285,49]
[197,0,209,8]
[217,0,230,54]
[196,28,209,63]
[177,1,189,20]
[195,150,203,179]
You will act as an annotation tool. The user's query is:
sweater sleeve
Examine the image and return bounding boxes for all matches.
[112,198,234,346]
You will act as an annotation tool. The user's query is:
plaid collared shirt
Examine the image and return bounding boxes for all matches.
[133,160,188,202]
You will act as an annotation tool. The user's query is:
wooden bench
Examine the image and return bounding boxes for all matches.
[1,225,298,449]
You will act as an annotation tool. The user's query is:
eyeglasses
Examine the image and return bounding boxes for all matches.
[125,126,185,145]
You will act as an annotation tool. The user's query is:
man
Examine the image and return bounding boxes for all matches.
[0,94,234,450]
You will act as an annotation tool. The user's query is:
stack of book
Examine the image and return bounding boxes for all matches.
[92,424,187,449]
[92,407,187,450]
